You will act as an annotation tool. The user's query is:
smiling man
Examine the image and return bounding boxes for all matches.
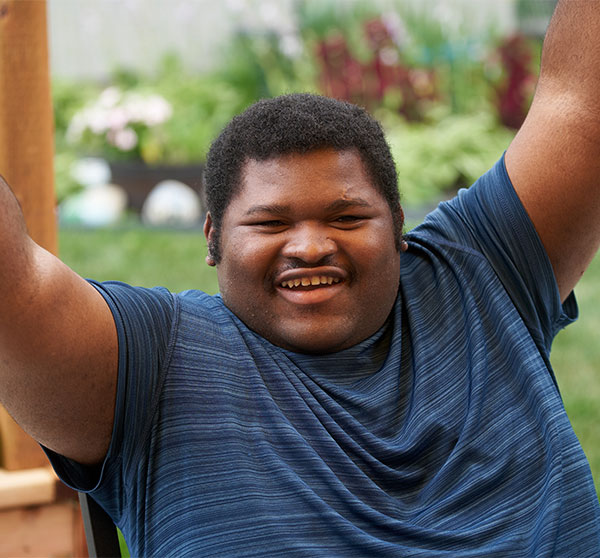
[2,2,600,556]
[207,148,402,354]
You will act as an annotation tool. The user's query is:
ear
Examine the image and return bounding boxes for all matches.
[399,206,409,252]
[394,205,406,252]
[203,213,216,267]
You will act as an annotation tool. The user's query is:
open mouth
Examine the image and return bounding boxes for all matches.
[275,268,347,304]
[280,275,342,289]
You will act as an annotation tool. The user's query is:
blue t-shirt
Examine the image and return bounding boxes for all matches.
[45,157,600,557]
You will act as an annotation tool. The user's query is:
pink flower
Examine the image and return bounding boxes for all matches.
[107,127,138,151]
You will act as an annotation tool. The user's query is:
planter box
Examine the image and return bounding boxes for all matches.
[109,162,206,214]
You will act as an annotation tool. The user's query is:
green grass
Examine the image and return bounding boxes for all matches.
[59,225,219,294]
[550,253,600,497]
[59,225,600,499]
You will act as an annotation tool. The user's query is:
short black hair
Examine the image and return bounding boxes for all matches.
[204,93,402,262]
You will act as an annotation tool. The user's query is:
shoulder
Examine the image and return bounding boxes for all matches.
[403,157,577,349]
[406,154,535,267]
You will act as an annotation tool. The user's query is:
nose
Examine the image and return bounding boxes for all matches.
[280,223,337,264]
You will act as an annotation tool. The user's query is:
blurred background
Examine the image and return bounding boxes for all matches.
[51,0,544,221]
[3,0,599,556]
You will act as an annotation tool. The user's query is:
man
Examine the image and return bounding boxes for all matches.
[1,1,599,555]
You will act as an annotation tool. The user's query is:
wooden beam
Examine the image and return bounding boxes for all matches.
[0,0,57,469]
[0,466,57,510]
[0,0,56,251]
[0,500,88,557]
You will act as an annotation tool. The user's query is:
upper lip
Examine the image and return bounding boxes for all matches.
[275,266,348,286]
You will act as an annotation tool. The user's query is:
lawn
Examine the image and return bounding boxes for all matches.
[59,225,600,499]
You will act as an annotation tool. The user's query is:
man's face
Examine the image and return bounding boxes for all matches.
[205,148,402,354]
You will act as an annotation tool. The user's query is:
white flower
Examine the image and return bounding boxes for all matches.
[87,107,111,134]
[382,12,406,49]
[142,95,173,126]
[107,127,138,151]
[380,47,400,66]
[279,33,303,59]
[67,89,172,153]
[123,93,145,122]
[98,87,122,108]
[107,107,129,131]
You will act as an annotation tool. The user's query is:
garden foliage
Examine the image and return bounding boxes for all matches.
[53,0,540,207]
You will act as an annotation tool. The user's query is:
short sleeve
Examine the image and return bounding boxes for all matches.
[43,281,177,519]
[408,155,578,353]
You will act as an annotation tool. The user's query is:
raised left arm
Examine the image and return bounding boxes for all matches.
[506,0,600,302]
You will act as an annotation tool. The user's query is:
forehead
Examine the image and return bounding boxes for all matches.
[234,148,382,207]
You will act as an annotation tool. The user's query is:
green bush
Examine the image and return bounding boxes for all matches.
[52,1,529,210]
[382,105,515,206]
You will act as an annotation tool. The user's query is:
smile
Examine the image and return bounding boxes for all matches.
[281,276,341,288]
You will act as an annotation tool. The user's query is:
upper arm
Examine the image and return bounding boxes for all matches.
[505,0,600,302]
[505,97,600,302]
[0,240,118,465]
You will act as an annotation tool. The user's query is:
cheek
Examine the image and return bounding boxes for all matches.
[358,227,399,266]
[359,236,400,294]
[218,237,276,294]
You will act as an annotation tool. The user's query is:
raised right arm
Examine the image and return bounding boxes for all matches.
[0,175,118,465]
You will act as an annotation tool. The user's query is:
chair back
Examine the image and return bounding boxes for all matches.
[78,492,121,557]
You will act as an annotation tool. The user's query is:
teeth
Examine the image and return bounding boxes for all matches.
[281,276,341,288]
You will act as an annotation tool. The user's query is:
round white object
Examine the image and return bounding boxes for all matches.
[141,180,202,227]
[70,157,112,188]
[60,183,127,226]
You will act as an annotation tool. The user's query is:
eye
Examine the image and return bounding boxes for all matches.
[256,220,285,227]
[332,215,366,227]
[249,219,288,231]
[335,215,361,222]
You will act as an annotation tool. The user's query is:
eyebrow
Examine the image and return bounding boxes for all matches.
[324,198,372,212]
[243,198,372,217]
[243,204,290,217]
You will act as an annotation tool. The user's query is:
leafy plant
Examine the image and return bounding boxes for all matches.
[52,79,99,150]
[381,104,515,206]
[149,55,247,164]
[52,0,529,210]
[487,34,540,129]
[54,151,84,204]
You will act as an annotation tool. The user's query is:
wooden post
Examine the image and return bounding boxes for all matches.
[0,0,57,469]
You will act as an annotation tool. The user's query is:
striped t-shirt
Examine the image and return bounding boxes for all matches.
[46,156,600,556]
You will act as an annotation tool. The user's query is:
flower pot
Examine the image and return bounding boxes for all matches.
[109,161,206,214]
